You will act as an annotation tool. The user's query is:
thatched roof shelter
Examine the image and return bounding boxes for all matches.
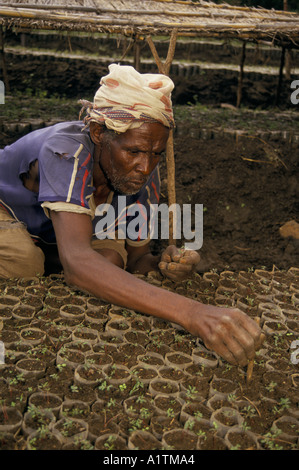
[0,0,298,49]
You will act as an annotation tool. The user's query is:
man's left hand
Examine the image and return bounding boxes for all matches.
[158,245,201,281]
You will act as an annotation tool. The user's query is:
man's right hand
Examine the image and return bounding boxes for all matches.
[186,305,264,366]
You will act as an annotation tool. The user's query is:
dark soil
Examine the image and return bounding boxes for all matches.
[155,122,299,274]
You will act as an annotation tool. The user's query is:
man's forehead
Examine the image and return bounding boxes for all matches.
[120,122,169,144]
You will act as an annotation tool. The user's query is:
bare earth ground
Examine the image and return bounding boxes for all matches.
[165,110,299,274]
[0,104,298,450]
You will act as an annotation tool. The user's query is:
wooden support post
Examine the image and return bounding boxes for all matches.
[0,26,9,93]
[147,29,178,246]
[283,0,292,81]
[133,38,141,72]
[275,46,285,106]
[285,47,292,81]
[236,41,246,108]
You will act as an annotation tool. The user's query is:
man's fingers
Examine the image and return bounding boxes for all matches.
[168,262,193,272]
[161,247,200,269]
[228,316,263,364]
[238,314,264,351]
[158,261,167,270]
[259,332,266,348]
[206,335,252,367]
[158,263,184,281]
[160,253,171,263]
[179,250,201,265]
[204,310,264,366]
[204,338,238,366]
[159,261,193,273]
[161,245,180,263]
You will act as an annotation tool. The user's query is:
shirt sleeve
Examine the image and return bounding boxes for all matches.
[38,135,94,210]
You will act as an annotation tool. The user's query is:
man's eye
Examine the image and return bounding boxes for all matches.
[153,152,164,158]
[127,149,164,158]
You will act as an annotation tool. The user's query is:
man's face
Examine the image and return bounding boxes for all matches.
[96,122,169,195]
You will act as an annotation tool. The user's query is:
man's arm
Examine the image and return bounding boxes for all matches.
[50,210,263,366]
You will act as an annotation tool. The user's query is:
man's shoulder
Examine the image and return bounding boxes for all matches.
[3,121,92,156]
[40,121,94,162]
[41,121,93,153]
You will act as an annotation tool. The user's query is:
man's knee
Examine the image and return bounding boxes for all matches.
[0,243,45,279]
[18,243,45,278]
[0,221,45,278]
[96,247,124,269]
[91,239,127,269]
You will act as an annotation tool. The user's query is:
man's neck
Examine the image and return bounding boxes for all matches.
[92,145,111,205]
[93,184,111,206]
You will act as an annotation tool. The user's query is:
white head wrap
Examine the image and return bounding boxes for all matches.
[80,63,175,133]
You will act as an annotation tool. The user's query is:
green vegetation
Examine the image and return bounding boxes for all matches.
[0,90,82,122]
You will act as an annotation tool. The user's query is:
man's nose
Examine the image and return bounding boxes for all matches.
[135,154,152,175]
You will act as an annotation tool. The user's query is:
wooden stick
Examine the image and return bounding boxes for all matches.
[165,129,176,245]
[147,29,178,246]
[246,317,264,385]
[164,28,178,75]
[133,38,141,71]
[246,356,255,385]
[236,41,246,108]
[146,34,164,73]
[275,46,285,106]
[0,26,9,93]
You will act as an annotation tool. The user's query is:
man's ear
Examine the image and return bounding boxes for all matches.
[89,122,105,145]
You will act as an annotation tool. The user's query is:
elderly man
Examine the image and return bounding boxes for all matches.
[0,64,263,365]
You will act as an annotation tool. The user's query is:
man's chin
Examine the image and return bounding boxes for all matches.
[114,180,145,196]
[119,187,141,196]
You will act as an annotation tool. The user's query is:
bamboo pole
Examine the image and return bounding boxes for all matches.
[147,29,178,246]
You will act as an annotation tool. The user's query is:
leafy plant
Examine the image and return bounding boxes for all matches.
[273,398,291,414]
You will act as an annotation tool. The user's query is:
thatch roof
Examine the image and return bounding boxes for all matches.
[0,0,298,48]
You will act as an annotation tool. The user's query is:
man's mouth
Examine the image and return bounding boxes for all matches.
[129,178,146,187]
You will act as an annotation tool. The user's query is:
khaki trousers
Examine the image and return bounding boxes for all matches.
[0,206,45,279]
[0,206,128,278]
